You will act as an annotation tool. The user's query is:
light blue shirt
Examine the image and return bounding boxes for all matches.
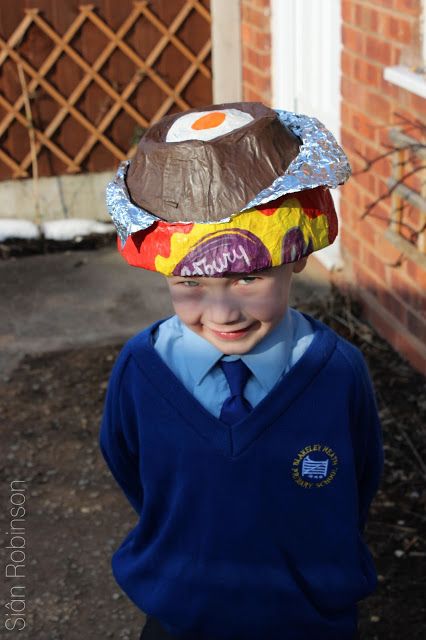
[153,307,315,418]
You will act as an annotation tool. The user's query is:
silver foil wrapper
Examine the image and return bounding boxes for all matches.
[106,110,351,245]
[105,162,161,244]
[244,110,351,209]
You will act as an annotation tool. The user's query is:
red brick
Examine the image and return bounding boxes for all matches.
[241,4,270,31]
[393,0,421,15]
[410,92,426,116]
[345,79,370,110]
[356,262,382,299]
[243,46,270,72]
[376,234,405,266]
[362,299,426,375]
[342,150,360,176]
[366,91,392,122]
[368,153,392,180]
[390,43,403,65]
[340,199,360,225]
[404,257,426,293]
[341,49,354,76]
[243,66,271,93]
[358,212,378,244]
[342,0,354,22]
[350,107,378,138]
[341,179,363,209]
[360,298,394,346]
[354,4,380,31]
[243,0,271,8]
[342,25,365,54]
[368,206,390,233]
[381,14,413,44]
[241,23,271,51]
[341,126,364,155]
[253,29,271,51]
[404,170,423,195]
[406,309,426,343]
[354,168,377,196]
[358,140,391,177]
[404,206,422,232]
[353,57,381,87]
[341,100,351,127]
[362,244,387,282]
[390,267,426,313]
[340,206,358,235]
[369,174,392,203]
[243,85,268,103]
[342,228,362,260]
[380,74,401,100]
[393,331,426,375]
[365,0,394,9]
[365,35,393,66]
[379,286,408,322]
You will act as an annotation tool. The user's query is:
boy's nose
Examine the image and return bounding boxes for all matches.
[203,294,242,325]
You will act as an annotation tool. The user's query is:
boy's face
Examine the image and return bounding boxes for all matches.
[166,259,308,355]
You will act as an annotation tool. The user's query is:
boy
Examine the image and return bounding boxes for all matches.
[100,103,384,640]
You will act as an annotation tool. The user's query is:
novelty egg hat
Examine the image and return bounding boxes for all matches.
[106,102,351,276]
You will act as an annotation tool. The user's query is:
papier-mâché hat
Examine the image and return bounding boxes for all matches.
[106,102,351,277]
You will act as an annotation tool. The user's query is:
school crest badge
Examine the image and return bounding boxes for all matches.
[292,444,339,489]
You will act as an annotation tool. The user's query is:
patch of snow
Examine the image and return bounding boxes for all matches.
[42,219,114,241]
[0,218,40,241]
[0,217,115,242]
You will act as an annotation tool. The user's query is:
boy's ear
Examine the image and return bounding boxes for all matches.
[292,257,308,274]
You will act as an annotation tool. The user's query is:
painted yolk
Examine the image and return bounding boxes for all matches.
[191,112,226,130]
[165,108,254,143]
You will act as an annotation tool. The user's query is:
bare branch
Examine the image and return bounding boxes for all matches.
[360,165,426,220]
[394,112,426,133]
[352,144,425,175]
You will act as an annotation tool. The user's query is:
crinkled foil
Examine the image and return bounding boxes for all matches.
[243,110,351,209]
[106,110,351,245]
[105,162,161,244]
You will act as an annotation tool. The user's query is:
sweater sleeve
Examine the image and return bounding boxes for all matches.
[99,348,143,516]
[354,352,384,533]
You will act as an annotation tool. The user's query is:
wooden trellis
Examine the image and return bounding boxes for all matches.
[0,1,212,179]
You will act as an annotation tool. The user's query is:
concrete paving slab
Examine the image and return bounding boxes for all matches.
[0,246,331,377]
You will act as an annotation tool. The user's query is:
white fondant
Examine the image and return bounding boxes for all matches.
[165,109,254,142]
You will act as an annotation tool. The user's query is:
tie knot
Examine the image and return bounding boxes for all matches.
[220,359,251,397]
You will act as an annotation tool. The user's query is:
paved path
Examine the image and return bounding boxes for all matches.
[0,247,330,378]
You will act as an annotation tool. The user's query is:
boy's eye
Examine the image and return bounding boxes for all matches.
[237,276,258,285]
[180,280,200,287]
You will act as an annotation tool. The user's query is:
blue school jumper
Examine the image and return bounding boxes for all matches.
[99,314,383,640]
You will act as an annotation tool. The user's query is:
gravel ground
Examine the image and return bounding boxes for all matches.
[0,287,425,640]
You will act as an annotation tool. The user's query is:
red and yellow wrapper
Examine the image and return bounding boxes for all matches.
[119,187,337,277]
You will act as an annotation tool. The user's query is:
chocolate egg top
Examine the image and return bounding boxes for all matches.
[125,102,301,223]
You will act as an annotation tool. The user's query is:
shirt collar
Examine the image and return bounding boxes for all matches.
[179,310,295,391]
[239,310,293,392]
[181,322,224,385]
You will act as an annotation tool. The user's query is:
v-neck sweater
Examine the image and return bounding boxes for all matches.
[99,314,384,640]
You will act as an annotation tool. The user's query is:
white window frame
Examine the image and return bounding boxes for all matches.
[384,0,426,98]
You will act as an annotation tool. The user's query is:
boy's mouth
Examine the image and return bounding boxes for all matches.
[207,323,256,340]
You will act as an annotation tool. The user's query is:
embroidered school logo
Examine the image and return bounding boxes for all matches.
[292,444,339,489]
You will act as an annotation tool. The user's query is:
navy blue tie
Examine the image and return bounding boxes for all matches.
[219,359,253,425]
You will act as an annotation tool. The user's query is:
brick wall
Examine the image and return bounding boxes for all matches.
[340,0,426,374]
[241,0,272,103]
[239,0,425,374]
